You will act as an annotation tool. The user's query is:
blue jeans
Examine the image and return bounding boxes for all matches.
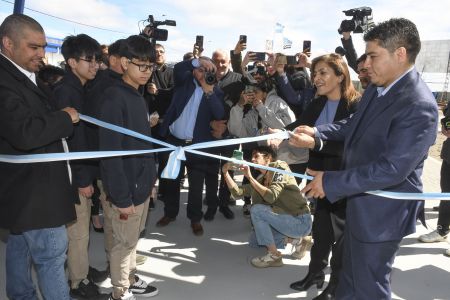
[6,226,71,300]
[250,204,312,248]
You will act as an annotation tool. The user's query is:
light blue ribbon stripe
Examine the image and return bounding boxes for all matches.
[0,148,170,164]
[187,149,450,201]
[184,131,290,151]
[80,114,175,149]
[186,149,314,181]
[366,191,450,200]
[1,114,449,201]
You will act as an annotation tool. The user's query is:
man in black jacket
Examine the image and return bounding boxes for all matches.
[0,14,78,300]
[53,34,107,299]
[203,49,244,221]
[341,31,370,89]
[144,43,174,205]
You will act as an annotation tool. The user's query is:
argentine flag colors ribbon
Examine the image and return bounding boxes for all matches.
[1,114,449,201]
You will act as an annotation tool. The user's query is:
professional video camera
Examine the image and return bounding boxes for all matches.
[141,15,176,44]
[338,7,374,34]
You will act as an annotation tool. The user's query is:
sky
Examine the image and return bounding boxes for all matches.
[1,0,450,71]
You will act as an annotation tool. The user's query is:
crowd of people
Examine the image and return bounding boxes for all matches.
[0,12,442,300]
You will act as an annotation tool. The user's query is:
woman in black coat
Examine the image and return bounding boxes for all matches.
[287,53,360,300]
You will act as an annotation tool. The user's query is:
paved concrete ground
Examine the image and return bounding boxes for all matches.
[1,156,450,300]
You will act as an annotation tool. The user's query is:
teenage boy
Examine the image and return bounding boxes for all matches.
[53,34,108,299]
[99,35,158,300]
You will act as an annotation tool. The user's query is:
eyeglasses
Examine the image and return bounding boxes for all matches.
[79,58,101,67]
[128,60,155,72]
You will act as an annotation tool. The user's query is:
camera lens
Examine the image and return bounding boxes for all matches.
[204,71,217,85]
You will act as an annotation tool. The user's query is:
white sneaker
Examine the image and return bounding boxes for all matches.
[109,291,136,300]
[129,275,159,297]
[251,252,283,268]
[418,230,447,243]
[291,236,313,260]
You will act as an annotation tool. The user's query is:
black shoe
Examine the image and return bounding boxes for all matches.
[290,271,325,291]
[191,222,204,236]
[219,206,235,220]
[156,216,176,227]
[312,280,338,300]
[204,207,217,221]
[87,266,109,283]
[129,275,159,297]
[91,219,104,233]
[157,192,165,201]
[70,278,105,299]
[149,197,155,210]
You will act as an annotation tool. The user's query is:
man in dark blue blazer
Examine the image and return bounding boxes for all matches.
[157,57,225,236]
[289,18,438,299]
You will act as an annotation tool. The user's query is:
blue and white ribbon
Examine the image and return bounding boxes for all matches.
[1,114,449,201]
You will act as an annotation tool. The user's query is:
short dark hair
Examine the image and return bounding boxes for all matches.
[183,52,194,61]
[356,53,367,66]
[120,35,155,62]
[61,34,101,63]
[252,145,277,161]
[364,18,421,63]
[254,78,275,93]
[0,14,44,50]
[108,39,125,57]
[37,65,65,87]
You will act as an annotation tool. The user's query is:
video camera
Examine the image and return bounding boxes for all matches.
[338,7,374,34]
[141,15,176,44]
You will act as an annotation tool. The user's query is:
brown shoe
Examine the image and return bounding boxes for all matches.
[156,216,176,227]
[191,222,203,236]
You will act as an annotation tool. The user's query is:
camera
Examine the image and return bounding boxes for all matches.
[338,7,374,34]
[248,65,266,76]
[141,15,176,44]
[204,71,217,85]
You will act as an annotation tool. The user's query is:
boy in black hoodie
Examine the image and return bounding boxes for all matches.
[53,34,108,300]
[99,35,158,300]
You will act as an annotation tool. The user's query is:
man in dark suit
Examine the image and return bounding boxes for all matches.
[289,18,438,299]
[0,14,79,299]
[156,57,225,236]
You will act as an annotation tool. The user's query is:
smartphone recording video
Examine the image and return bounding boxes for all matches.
[303,40,311,55]
[196,35,204,49]
[252,52,266,61]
